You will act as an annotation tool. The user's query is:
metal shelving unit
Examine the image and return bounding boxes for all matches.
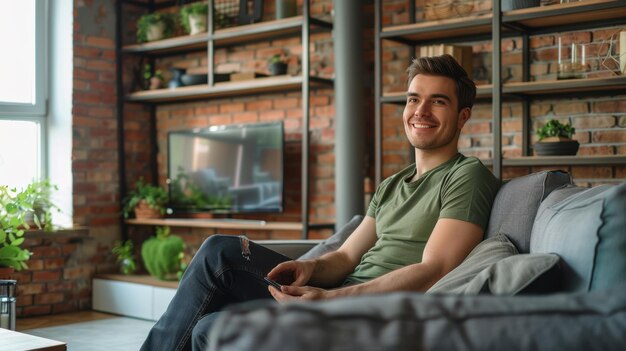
[116,1,333,239]
[374,0,626,183]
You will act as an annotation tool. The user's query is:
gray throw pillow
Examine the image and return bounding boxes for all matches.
[298,215,363,260]
[427,234,561,295]
[427,234,518,295]
[466,253,561,295]
[485,170,572,253]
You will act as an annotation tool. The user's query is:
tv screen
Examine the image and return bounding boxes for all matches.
[167,122,284,214]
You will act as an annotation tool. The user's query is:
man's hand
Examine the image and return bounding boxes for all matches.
[266,259,316,286]
[268,285,331,302]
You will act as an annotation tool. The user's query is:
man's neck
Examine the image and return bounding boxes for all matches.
[413,147,459,179]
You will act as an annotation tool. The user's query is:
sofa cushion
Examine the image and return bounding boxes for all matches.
[427,234,561,295]
[485,170,572,253]
[530,182,626,292]
[298,215,364,260]
[208,286,626,351]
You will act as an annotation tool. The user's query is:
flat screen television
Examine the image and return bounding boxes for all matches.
[167,122,284,214]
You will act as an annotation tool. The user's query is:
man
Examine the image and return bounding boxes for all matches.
[141,55,500,351]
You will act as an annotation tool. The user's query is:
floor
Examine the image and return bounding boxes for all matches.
[17,311,155,351]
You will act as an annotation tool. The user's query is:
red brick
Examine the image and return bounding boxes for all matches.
[16,295,33,307]
[18,283,46,296]
[44,258,67,270]
[21,305,52,317]
[593,130,626,143]
[32,270,61,282]
[571,166,612,179]
[35,293,65,305]
[572,115,616,129]
[53,302,79,314]
[30,246,62,258]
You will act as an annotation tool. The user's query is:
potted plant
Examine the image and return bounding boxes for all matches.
[1,180,58,278]
[141,226,185,281]
[180,2,208,35]
[533,119,580,156]
[143,64,164,90]
[112,240,137,275]
[122,178,169,219]
[267,53,288,76]
[136,12,176,43]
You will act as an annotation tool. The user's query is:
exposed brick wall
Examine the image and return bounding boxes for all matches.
[380,1,626,185]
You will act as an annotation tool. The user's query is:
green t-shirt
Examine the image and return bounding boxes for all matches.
[345,153,500,284]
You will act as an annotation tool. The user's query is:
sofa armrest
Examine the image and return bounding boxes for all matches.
[208,287,626,351]
[255,240,322,259]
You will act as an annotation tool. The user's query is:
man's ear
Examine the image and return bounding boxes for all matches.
[458,107,471,129]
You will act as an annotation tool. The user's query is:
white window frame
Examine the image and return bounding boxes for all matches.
[0,0,49,179]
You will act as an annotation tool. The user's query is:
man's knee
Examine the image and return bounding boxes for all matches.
[195,235,242,263]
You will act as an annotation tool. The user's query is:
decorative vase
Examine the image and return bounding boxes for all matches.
[168,68,186,89]
[268,62,288,76]
[146,22,165,42]
[149,76,162,90]
[275,0,297,19]
[133,200,163,219]
[188,14,207,35]
[533,139,580,156]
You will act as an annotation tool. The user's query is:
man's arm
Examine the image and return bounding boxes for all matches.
[267,216,378,288]
[270,217,483,301]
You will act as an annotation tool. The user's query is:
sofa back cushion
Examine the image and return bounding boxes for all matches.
[298,215,363,260]
[485,170,572,253]
[530,181,626,292]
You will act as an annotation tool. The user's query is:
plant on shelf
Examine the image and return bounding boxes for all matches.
[267,53,289,76]
[141,226,185,281]
[180,2,208,35]
[112,240,137,275]
[122,178,169,219]
[0,180,58,275]
[143,64,164,90]
[533,119,580,156]
[136,12,176,43]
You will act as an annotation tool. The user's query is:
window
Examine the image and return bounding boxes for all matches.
[0,0,47,189]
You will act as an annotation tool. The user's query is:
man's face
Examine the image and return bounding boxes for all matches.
[403,74,470,151]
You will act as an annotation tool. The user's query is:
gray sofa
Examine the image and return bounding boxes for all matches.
[207,171,626,351]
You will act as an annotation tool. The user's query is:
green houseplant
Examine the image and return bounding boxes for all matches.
[180,2,208,35]
[136,12,176,43]
[0,180,58,275]
[267,53,289,76]
[143,64,164,90]
[122,178,169,219]
[533,119,579,156]
[141,226,185,281]
[112,240,138,275]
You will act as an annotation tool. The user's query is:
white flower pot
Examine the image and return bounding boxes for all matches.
[146,22,165,42]
[188,14,207,35]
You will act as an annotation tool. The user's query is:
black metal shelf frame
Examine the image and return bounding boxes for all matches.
[116,0,333,239]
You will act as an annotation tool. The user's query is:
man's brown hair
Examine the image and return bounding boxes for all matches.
[406,54,477,112]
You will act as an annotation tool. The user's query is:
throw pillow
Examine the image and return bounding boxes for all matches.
[530,181,626,292]
[426,234,518,295]
[298,215,364,260]
[466,253,562,295]
[484,170,572,253]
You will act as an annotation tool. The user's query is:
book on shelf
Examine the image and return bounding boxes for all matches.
[419,44,473,78]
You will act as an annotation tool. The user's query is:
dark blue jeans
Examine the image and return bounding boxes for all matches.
[140,235,292,351]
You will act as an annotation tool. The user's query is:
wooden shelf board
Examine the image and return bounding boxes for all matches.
[95,274,179,289]
[503,155,626,167]
[504,0,626,29]
[381,13,492,42]
[122,32,209,54]
[126,218,304,231]
[121,16,332,54]
[213,16,331,46]
[503,76,626,96]
[126,75,332,103]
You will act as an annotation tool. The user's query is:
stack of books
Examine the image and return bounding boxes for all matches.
[419,44,473,77]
